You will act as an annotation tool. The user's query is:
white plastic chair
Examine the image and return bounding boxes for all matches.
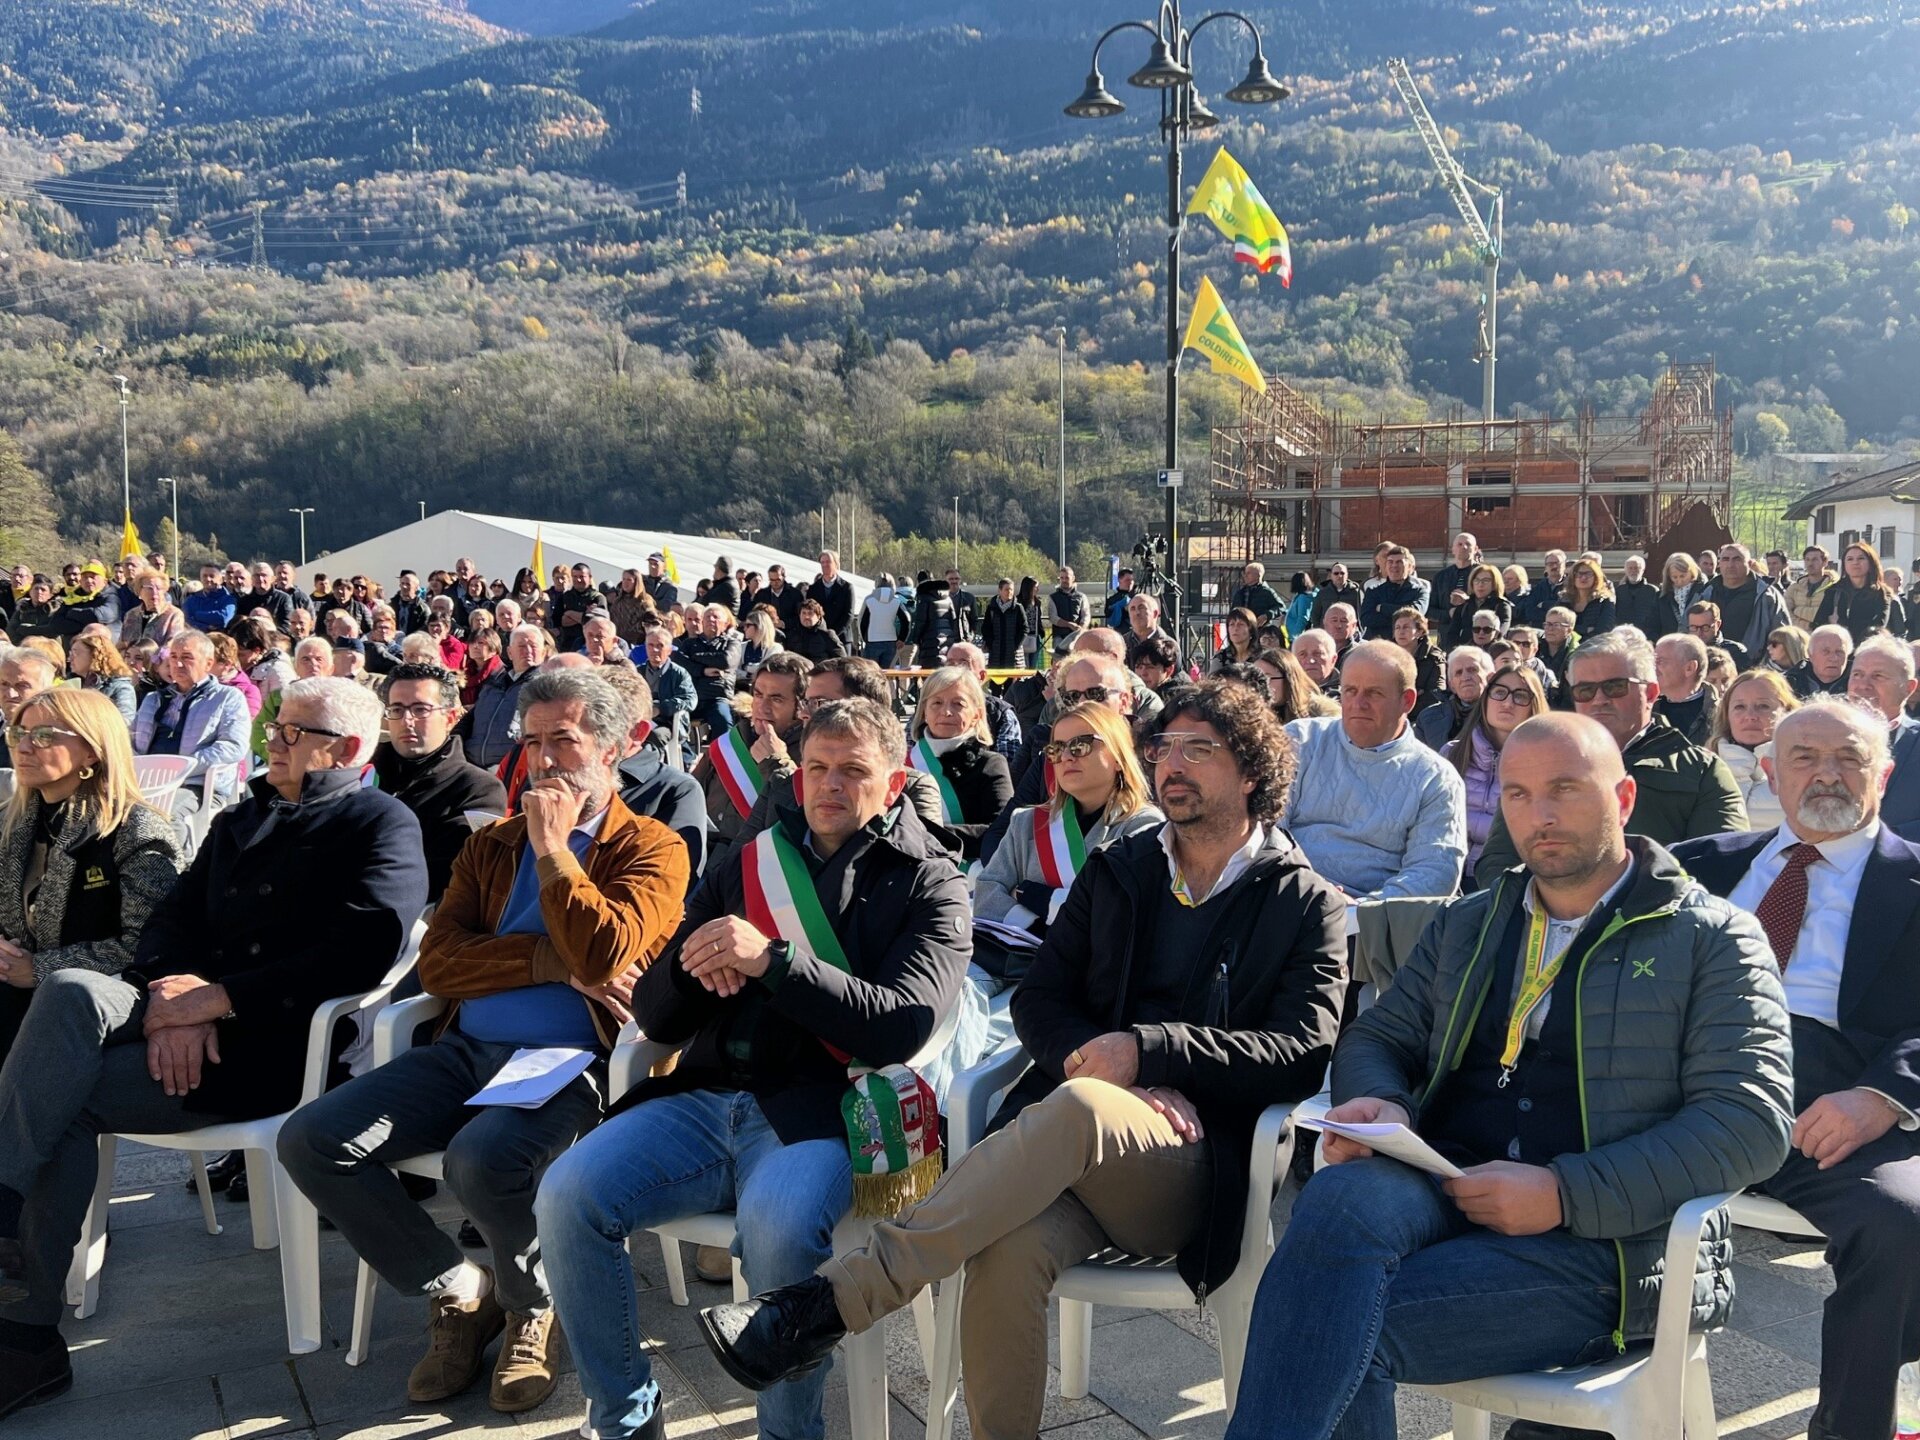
[1727,1192,1823,1241]
[1424,1190,1736,1440]
[184,761,242,852]
[132,754,193,810]
[67,984,401,1354]
[922,1040,1298,1440]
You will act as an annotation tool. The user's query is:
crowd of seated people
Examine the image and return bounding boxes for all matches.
[0,535,1913,1440]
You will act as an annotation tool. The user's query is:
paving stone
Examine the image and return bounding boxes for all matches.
[4,1376,224,1440]
[1078,1312,1228,1440]
[1727,1259,1830,1328]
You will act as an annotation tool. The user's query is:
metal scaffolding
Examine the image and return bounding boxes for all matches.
[1203,361,1733,586]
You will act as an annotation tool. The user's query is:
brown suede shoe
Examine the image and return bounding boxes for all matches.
[489,1308,562,1413]
[407,1280,506,1403]
[693,1244,733,1285]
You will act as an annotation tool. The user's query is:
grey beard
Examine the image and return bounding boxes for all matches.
[1795,790,1865,834]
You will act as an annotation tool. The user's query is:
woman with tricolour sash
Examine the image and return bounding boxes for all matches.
[972,701,1162,990]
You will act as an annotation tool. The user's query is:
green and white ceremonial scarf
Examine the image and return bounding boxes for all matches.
[740,826,943,1216]
[907,737,964,824]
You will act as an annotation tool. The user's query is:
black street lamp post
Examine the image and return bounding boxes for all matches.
[1067,3,1287,636]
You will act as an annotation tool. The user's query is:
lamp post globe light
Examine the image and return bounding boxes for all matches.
[1067,3,1288,634]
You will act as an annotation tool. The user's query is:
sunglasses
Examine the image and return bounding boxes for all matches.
[5,723,80,751]
[1569,677,1640,703]
[1472,625,1496,634]
[1041,734,1107,762]
[1141,732,1225,765]
[1058,685,1112,707]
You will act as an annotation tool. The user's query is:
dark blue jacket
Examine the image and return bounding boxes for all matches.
[1673,823,1920,1117]
[129,769,426,1119]
[1358,578,1432,639]
[1885,723,1920,845]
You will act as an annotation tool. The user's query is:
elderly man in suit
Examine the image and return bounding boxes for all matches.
[1674,697,1920,1440]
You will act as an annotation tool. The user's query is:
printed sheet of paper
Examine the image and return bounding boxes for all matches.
[973,917,1043,951]
[467,1047,595,1110]
[1300,1119,1465,1179]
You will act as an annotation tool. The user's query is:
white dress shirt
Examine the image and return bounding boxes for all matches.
[1727,821,1877,1030]
[1160,822,1266,906]
[1728,819,1917,1128]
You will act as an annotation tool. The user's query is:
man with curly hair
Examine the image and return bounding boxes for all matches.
[695,680,1350,1440]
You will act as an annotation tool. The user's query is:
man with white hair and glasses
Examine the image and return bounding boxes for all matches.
[1674,698,1920,1440]
[0,678,427,1416]
[1840,631,1920,842]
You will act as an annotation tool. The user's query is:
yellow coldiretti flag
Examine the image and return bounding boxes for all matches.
[119,510,144,562]
[1187,146,1292,286]
[1183,276,1267,393]
[531,526,546,580]
[659,546,680,585]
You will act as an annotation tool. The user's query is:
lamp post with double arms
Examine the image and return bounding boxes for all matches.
[1066,2,1288,636]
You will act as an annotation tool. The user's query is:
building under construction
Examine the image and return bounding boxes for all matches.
[1203,360,1734,581]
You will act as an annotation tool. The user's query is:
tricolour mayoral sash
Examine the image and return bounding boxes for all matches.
[1032,802,1088,890]
[740,826,943,1216]
[707,726,761,818]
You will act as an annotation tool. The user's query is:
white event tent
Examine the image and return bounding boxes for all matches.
[299,511,871,607]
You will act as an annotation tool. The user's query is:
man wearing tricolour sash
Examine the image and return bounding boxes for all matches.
[699,681,1351,1440]
[536,697,968,1440]
[690,652,812,869]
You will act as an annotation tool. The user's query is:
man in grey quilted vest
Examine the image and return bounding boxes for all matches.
[1225,712,1795,1440]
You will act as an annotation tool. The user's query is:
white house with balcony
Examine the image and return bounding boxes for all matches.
[1785,457,1920,566]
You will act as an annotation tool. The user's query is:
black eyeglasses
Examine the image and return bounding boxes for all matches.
[1568,678,1639,703]
[1041,734,1107,762]
[384,703,453,722]
[1059,685,1112,707]
[1484,684,1536,706]
[266,721,345,748]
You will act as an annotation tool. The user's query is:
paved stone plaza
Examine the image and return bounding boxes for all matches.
[6,1143,1834,1440]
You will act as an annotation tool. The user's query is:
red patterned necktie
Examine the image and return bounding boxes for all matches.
[1754,842,1821,971]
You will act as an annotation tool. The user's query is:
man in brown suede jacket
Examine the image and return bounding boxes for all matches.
[277,668,687,1417]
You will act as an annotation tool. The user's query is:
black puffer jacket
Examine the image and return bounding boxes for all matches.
[1004,825,1348,1298]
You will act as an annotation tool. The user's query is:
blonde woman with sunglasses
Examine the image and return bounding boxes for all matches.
[0,687,184,1064]
[973,702,1162,984]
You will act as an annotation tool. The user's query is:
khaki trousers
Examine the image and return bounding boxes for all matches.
[823,1077,1212,1440]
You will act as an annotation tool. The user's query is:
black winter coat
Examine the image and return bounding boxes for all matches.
[980,596,1030,669]
[371,736,507,902]
[128,769,427,1118]
[1613,578,1662,635]
[1814,580,1894,644]
[918,736,1013,862]
[624,800,969,1143]
[1005,825,1348,1297]
[787,624,847,664]
[1442,594,1512,649]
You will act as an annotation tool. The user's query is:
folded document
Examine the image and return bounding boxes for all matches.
[468,1047,595,1109]
[1297,1118,1464,1179]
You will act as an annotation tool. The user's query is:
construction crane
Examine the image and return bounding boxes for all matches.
[1386,57,1503,423]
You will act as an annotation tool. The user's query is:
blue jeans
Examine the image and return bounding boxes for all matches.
[1227,1158,1622,1440]
[862,641,895,666]
[536,1089,853,1440]
[691,694,734,741]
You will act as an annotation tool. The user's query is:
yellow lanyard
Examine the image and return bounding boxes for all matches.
[1498,904,1560,1085]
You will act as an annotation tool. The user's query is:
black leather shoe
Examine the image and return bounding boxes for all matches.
[698,1275,846,1392]
[0,1338,72,1419]
[191,1151,244,1194]
[457,1218,485,1249]
[1504,1423,1612,1440]
[0,1238,25,1307]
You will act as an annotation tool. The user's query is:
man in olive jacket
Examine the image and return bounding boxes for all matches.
[1227,714,1794,1439]
[1475,626,1746,887]
[698,681,1348,1440]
